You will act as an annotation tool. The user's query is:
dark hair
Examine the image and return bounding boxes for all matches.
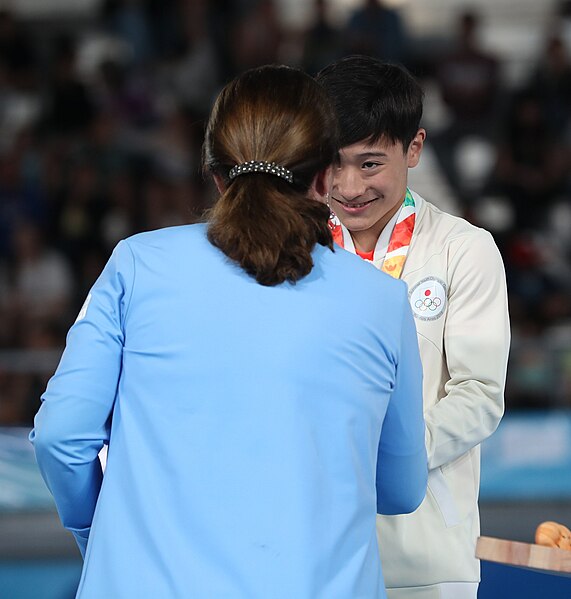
[316,56,424,151]
[203,65,338,286]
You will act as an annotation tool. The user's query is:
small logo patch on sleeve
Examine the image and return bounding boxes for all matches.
[409,277,447,321]
[75,293,92,322]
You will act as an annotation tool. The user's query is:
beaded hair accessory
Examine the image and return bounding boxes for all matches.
[228,160,293,184]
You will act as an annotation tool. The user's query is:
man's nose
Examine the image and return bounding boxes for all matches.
[333,168,366,201]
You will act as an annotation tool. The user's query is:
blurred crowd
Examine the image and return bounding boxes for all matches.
[1,0,570,424]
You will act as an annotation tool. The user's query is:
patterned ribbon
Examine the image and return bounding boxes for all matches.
[328,189,416,279]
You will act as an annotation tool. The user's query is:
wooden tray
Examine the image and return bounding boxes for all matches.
[477,536,571,577]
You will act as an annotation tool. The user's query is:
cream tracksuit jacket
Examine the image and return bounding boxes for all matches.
[375,192,510,597]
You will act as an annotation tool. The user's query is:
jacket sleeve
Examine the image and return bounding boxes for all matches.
[29,240,135,558]
[376,285,428,515]
[425,230,510,470]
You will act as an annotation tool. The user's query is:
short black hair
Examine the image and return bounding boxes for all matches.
[316,56,424,151]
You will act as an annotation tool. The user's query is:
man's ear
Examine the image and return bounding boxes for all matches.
[407,128,426,168]
[308,166,333,203]
[213,174,227,195]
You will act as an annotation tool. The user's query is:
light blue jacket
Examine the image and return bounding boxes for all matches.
[31,224,427,599]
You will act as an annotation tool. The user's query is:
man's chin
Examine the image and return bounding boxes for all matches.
[335,215,375,232]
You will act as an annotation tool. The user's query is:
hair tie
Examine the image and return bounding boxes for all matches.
[229,160,293,184]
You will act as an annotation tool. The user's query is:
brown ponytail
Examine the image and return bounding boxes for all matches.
[203,65,338,286]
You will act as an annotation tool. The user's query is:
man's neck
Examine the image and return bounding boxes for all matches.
[351,228,383,254]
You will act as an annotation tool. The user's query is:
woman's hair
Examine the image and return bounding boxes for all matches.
[203,65,338,286]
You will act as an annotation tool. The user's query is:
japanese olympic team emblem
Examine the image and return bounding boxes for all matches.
[409,277,447,321]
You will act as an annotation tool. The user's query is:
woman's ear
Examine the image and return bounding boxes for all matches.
[308,166,333,203]
[213,174,227,195]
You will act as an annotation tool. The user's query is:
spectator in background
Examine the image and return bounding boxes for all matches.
[491,89,568,232]
[155,0,220,117]
[342,0,409,65]
[142,174,178,230]
[43,34,96,140]
[93,58,157,129]
[526,34,571,135]
[9,127,44,189]
[142,0,184,63]
[486,70,570,412]
[0,148,46,257]
[141,173,198,231]
[0,7,38,89]
[430,9,502,205]
[146,104,198,182]
[207,0,243,81]
[502,232,558,323]
[232,0,284,72]
[301,0,341,76]
[73,110,131,195]
[0,217,74,426]
[1,221,73,334]
[51,159,106,275]
[99,0,154,67]
[0,8,42,151]
[100,171,137,251]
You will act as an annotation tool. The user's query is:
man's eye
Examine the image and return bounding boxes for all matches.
[362,162,380,169]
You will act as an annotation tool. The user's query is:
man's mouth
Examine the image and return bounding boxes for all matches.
[332,198,376,209]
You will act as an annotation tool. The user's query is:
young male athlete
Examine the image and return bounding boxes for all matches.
[317,56,510,599]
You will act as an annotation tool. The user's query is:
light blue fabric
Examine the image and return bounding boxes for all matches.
[30,223,427,599]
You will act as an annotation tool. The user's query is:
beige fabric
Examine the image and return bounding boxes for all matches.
[377,192,510,590]
[387,581,478,599]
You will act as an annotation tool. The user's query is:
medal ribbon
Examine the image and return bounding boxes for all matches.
[329,189,416,279]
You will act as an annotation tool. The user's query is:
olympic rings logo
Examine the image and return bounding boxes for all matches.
[409,277,447,320]
[414,297,442,311]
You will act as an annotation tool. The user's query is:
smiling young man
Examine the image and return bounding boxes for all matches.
[317,57,511,599]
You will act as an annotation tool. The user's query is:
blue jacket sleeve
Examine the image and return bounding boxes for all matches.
[376,289,427,515]
[29,240,134,558]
